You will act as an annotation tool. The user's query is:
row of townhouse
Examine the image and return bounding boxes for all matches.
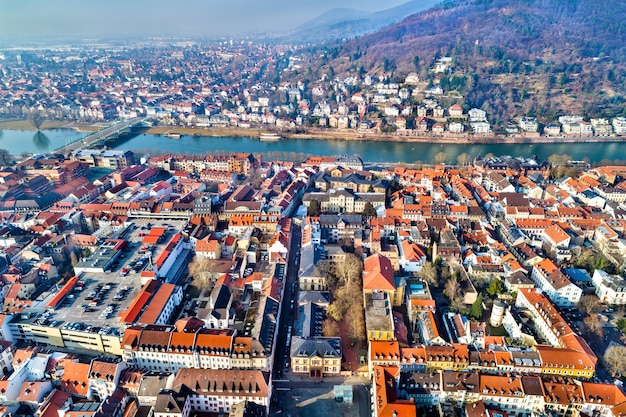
[302,188,386,214]
[121,324,269,373]
[374,364,626,417]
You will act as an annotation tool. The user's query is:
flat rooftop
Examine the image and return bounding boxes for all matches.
[44,219,188,330]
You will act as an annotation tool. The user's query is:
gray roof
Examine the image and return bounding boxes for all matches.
[138,372,170,398]
[290,337,341,359]
[296,302,325,338]
[319,214,363,226]
[298,291,330,306]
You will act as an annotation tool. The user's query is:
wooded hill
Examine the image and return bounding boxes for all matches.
[313,0,626,126]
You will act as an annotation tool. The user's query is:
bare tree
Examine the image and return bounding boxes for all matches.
[326,286,351,322]
[603,345,626,377]
[316,259,337,289]
[347,305,366,347]
[322,318,340,337]
[444,276,460,303]
[69,251,79,267]
[456,152,472,166]
[188,256,221,292]
[29,110,45,130]
[433,151,448,165]
[583,315,604,338]
[548,153,572,166]
[420,261,437,286]
[334,253,363,290]
[578,295,600,316]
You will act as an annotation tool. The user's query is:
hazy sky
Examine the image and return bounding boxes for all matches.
[0,0,410,39]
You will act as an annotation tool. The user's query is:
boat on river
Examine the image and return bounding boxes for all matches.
[259,133,282,142]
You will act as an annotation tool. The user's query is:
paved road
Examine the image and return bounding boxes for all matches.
[271,220,302,382]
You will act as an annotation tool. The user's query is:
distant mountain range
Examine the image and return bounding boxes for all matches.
[312,0,626,125]
[284,0,439,42]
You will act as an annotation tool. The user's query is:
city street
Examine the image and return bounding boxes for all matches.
[269,219,371,416]
[271,220,301,382]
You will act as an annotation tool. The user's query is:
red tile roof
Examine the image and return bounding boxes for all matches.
[363,254,395,291]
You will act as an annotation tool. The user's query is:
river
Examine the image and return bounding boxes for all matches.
[1,128,625,164]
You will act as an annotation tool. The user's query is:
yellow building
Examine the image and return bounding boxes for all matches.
[290,337,342,378]
[424,344,469,371]
[363,254,402,307]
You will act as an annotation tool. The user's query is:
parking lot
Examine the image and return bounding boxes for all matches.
[46,219,188,331]
[49,273,143,330]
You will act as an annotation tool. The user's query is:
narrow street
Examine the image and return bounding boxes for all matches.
[271,220,302,381]
[269,219,371,416]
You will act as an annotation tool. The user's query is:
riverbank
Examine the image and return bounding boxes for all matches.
[143,125,626,145]
[0,119,100,132]
[3,118,625,145]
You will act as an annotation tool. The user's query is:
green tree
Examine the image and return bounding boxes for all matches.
[362,202,378,218]
[486,277,504,298]
[470,294,483,320]
[307,199,321,216]
[0,149,13,167]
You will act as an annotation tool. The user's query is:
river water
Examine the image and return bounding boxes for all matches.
[1,129,625,164]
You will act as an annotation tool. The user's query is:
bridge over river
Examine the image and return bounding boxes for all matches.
[55,117,148,155]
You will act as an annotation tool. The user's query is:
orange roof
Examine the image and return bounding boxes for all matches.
[373,366,416,417]
[581,382,626,405]
[537,346,596,371]
[516,218,553,229]
[138,283,176,325]
[148,227,166,236]
[142,235,159,244]
[121,327,142,350]
[533,259,572,290]
[60,361,90,396]
[196,238,220,253]
[480,375,523,396]
[370,340,400,361]
[38,389,73,417]
[410,299,436,311]
[18,381,49,402]
[543,380,582,404]
[156,234,181,269]
[195,328,234,352]
[168,331,197,354]
[400,346,426,362]
[544,224,569,244]
[47,277,78,309]
[363,254,395,291]
[119,280,159,324]
[401,240,426,262]
[12,346,37,368]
